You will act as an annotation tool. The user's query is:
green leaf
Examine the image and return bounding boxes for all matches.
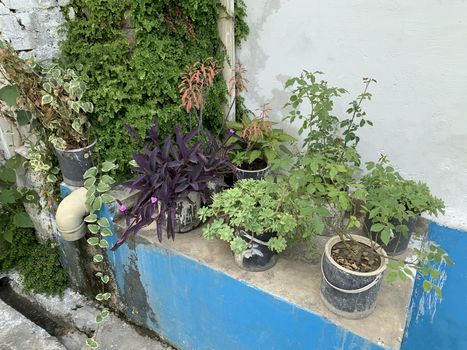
[93,254,104,263]
[370,223,385,232]
[47,174,58,183]
[87,237,99,246]
[0,189,19,204]
[97,217,110,227]
[16,110,32,126]
[92,196,102,212]
[0,167,16,183]
[13,212,34,228]
[101,174,116,185]
[83,167,98,179]
[84,213,98,223]
[85,338,98,349]
[386,271,398,283]
[95,314,103,323]
[101,275,110,284]
[422,280,432,293]
[100,228,112,236]
[84,177,96,189]
[100,193,115,203]
[41,94,53,105]
[101,161,117,172]
[97,182,111,193]
[99,239,109,249]
[0,85,20,106]
[88,224,100,234]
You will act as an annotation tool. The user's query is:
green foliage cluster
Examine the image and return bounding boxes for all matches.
[60,0,247,180]
[362,160,445,244]
[234,0,249,45]
[0,227,68,296]
[199,179,297,254]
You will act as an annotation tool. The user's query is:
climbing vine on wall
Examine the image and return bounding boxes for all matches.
[60,0,247,181]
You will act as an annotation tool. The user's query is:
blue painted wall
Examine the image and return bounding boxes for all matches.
[105,234,384,350]
[402,223,467,350]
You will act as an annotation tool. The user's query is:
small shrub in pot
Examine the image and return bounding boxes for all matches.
[113,120,234,249]
[199,179,298,271]
[362,159,445,255]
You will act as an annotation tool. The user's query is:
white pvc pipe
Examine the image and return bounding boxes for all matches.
[55,187,89,241]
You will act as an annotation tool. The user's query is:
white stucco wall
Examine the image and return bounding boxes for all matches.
[239,0,467,231]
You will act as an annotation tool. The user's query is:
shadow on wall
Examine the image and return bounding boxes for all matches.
[402,223,467,350]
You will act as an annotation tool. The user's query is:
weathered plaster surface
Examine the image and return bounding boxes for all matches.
[0,0,67,61]
[239,0,467,231]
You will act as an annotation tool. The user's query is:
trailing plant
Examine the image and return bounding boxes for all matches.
[82,160,118,349]
[199,179,297,254]
[234,0,249,45]
[0,42,93,150]
[60,0,243,180]
[227,103,296,169]
[113,121,235,249]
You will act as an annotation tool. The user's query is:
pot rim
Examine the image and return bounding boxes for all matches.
[324,234,388,277]
[235,163,270,173]
[55,139,97,153]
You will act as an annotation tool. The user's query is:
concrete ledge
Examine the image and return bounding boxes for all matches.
[108,218,415,350]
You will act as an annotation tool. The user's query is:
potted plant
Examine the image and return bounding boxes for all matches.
[199,179,297,271]
[227,103,295,180]
[362,159,445,256]
[0,43,94,186]
[112,120,234,249]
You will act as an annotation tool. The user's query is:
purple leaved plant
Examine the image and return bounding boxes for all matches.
[112,120,235,250]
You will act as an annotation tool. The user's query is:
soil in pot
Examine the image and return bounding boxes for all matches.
[235,159,270,180]
[364,216,417,256]
[233,231,278,272]
[331,241,381,273]
[320,235,387,319]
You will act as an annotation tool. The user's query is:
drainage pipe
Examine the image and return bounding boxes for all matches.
[55,187,88,241]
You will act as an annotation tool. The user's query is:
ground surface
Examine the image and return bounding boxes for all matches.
[0,273,173,350]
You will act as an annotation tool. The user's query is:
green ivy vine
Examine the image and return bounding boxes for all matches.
[60,0,250,181]
[82,160,118,349]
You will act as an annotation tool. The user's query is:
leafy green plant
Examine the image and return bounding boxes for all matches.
[82,160,118,349]
[0,43,93,150]
[362,159,445,244]
[199,179,298,254]
[0,157,67,296]
[284,70,375,165]
[0,227,68,296]
[60,0,243,181]
[0,156,38,247]
[227,104,295,169]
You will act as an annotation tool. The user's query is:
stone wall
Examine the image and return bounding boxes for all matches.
[0,0,68,61]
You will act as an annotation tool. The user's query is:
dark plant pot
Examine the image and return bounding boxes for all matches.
[54,140,96,187]
[364,216,418,256]
[320,235,388,319]
[233,230,278,272]
[174,192,201,233]
[235,164,270,180]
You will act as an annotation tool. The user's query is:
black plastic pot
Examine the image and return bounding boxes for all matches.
[364,216,417,256]
[235,164,270,180]
[233,230,278,272]
[54,140,96,187]
[320,235,388,319]
[174,192,201,233]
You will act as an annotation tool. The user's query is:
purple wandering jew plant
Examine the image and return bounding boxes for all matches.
[112,120,235,250]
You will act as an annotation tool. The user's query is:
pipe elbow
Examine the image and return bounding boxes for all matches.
[56,187,89,241]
